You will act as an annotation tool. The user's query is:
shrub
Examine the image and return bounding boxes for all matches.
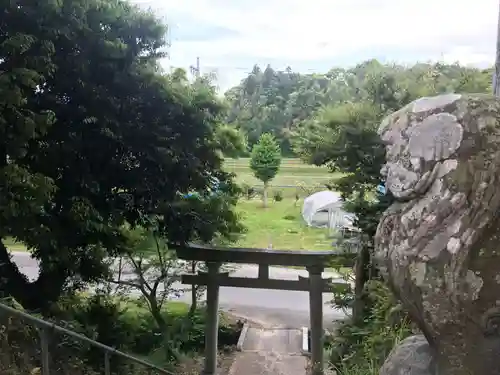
[0,295,242,375]
[0,298,148,375]
[240,183,250,198]
[240,183,256,200]
[253,187,264,199]
[327,281,412,375]
[272,190,283,202]
[168,308,242,353]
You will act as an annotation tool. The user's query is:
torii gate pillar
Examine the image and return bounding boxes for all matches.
[308,265,325,375]
[204,261,221,375]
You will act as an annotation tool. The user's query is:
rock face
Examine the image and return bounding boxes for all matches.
[379,335,434,375]
[375,94,500,375]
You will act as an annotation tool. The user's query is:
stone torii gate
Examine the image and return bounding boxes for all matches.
[170,243,352,375]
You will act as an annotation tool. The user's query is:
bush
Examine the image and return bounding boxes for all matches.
[0,295,242,375]
[254,187,264,198]
[327,281,412,375]
[240,183,255,200]
[168,308,242,353]
[272,190,283,202]
[0,298,150,375]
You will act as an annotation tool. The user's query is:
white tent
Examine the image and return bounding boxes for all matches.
[301,190,355,229]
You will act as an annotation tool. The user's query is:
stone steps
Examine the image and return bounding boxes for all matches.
[228,326,308,375]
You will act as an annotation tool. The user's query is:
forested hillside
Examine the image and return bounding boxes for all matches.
[224,59,492,155]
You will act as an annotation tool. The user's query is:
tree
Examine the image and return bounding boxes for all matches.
[106,180,242,359]
[293,71,423,323]
[213,125,248,158]
[224,60,492,157]
[249,133,281,207]
[294,100,388,321]
[0,0,240,311]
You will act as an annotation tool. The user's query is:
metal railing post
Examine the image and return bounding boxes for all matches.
[39,326,50,375]
[104,350,111,375]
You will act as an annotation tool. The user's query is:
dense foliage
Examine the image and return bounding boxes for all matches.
[326,281,413,375]
[225,60,492,156]
[0,295,241,375]
[0,0,240,311]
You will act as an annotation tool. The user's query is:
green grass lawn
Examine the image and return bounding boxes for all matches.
[224,157,340,187]
[234,198,333,251]
[227,158,341,250]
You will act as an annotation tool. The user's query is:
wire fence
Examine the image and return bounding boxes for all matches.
[224,160,329,170]
[238,183,331,199]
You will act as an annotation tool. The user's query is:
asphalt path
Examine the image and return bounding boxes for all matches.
[10,252,349,328]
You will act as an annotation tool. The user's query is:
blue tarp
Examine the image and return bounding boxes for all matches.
[182,176,221,199]
[377,184,386,195]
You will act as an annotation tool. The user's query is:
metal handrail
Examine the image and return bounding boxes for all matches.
[0,302,175,375]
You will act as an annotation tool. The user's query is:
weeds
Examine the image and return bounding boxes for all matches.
[327,280,412,375]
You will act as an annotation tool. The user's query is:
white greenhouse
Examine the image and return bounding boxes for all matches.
[301,190,356,231]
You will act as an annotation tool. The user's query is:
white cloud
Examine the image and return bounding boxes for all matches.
[133,0,499,90]
[440,47,493,66]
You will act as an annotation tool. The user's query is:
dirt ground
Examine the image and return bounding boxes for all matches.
[176,349,237,375]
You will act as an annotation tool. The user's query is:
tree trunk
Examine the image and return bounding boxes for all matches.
[352,244,371,325]
[263,181,268,208]
[147,295,167,332]
[0,239,68,312]
[147,294,183,362]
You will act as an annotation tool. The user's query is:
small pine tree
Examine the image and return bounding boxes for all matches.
[249,133,281,207]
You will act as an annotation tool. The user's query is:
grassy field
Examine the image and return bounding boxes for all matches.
[234,199,333,251]
[229,157,341,251]
[224,157,339,188]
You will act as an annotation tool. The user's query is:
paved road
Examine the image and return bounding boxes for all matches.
[10,252,349,327]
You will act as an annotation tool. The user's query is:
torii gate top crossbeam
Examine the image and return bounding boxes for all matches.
[169,242,345,267]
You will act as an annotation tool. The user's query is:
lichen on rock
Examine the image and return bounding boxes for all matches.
[375,94,500,375]
[379,335,434,375]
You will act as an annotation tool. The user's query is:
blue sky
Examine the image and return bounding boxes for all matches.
[133,0,498,92]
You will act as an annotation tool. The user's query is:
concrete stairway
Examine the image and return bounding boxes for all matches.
[228,326,308,375]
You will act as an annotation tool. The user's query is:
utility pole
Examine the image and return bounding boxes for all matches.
[494,0,500,96]
[190,57,200,78]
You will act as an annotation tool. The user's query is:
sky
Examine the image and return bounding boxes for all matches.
[133,0,499,92]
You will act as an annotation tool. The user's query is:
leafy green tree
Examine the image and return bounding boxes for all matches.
[250,133,281,207]
[0,0,240,311]
[213,125,248,158]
